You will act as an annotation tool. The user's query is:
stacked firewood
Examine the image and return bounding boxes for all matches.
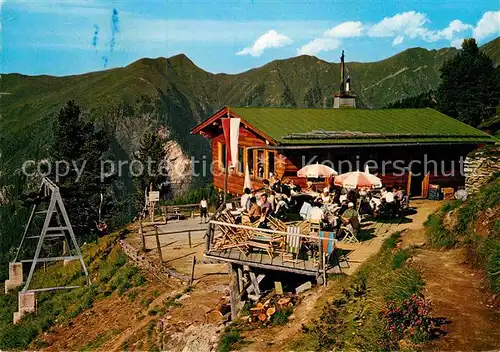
[246,294,297,324]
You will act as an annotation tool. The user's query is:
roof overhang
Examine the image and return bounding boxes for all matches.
[190,106,279,145]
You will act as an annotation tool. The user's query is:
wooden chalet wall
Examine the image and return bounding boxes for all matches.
[212,124,273,195]
[199,108,478,197]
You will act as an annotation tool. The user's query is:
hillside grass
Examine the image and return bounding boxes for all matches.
[291,232,429,351]
[426,174,500,293]
[0,231,146,350]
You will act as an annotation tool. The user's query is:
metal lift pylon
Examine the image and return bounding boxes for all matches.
[12,177,91,293]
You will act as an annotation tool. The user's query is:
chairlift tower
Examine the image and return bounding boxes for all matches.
[6,177,90,323]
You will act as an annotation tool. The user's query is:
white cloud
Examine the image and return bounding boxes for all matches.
[421,19,472,42]
[392,35,404,46]
[324,21,364,38]
[437,20,472,40]
[450,37,465,48]
[297,38,341,56]
[368,11,474,44]
[473,11,500,40]
[368,11,428,38]
[236,30,292,57]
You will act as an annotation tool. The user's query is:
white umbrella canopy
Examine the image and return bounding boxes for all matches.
[297,162,338,178]
[334,171,382,189]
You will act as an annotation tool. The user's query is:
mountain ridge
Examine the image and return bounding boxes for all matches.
[0,37,498,172]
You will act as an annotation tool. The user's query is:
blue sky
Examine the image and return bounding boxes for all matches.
[1,0,499,76]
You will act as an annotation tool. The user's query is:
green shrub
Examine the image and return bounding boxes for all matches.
[270,307,293,326]
[387,268,425,303]
[218,327,243,352]
[425,211,457,248]
[382,294,436,345]
[456,177,500,233]
[392,249,410,269]
[382,232,401,250]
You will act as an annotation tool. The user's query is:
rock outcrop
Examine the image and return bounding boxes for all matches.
[464,145,500,194]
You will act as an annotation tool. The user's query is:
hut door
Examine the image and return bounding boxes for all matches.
[406,172,412,196]
[421,172,430,198]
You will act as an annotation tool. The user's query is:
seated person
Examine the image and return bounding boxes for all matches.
[248,197,261,222]
[308,202,324,224]
[304,180,316,193]
[268,191,276,211]
[341,202,360,232]
[347,189,357,204]
[260,193,272,217]
[338,198,349,216]
[240,187,252,211]
[288,179,299,195]
[395,186,404,201]
[262,179,271,192]
[274,195,289,218]
[259,193,273,228]
[333,187,342,205]
[381,187,395,203]
[320,187,332,204]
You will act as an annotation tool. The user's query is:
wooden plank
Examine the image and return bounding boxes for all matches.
[228,263,238,321]
[237,266,244,294]
[249,271,261,296]
[205,254,317,276]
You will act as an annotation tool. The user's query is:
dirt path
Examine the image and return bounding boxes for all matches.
[242,201,499,351]
[411,247,500,351]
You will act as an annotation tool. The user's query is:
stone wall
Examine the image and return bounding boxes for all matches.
[464,145,500,194]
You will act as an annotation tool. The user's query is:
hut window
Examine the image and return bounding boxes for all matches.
[257,150,265,178]
[238,147,244,173]
[220,143,226,169]
[268,152,275,177]
[248,149,254,176]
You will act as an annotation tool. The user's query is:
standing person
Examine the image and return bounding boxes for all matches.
[216,192,224,210]
[200,197,208,223]
[240,187,252,211]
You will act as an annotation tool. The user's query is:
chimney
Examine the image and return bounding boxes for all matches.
[333,50,356,109]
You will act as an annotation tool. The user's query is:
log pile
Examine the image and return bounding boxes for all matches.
[245,293,298,325]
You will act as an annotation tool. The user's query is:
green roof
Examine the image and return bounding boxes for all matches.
[230,107,496,145]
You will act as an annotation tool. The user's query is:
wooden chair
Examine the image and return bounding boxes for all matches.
[247,233,282,260]
[282,226,302,264]
[267,215,287,232]
[339,224,359,243]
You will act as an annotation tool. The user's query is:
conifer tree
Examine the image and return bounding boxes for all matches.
[133,131,168,209]
[437,38,499,127]
[50,100,112,240]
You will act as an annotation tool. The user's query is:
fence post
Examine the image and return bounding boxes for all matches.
[154,225,163,263]
[189,256,196,286]
[188,231,192,248]
[318,233,323,280]
[139,219,145,251]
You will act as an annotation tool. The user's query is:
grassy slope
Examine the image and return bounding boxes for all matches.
[481,37,500,66]
[286,232,425,351]
[0,232,150,350]
[425,172,500,293]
